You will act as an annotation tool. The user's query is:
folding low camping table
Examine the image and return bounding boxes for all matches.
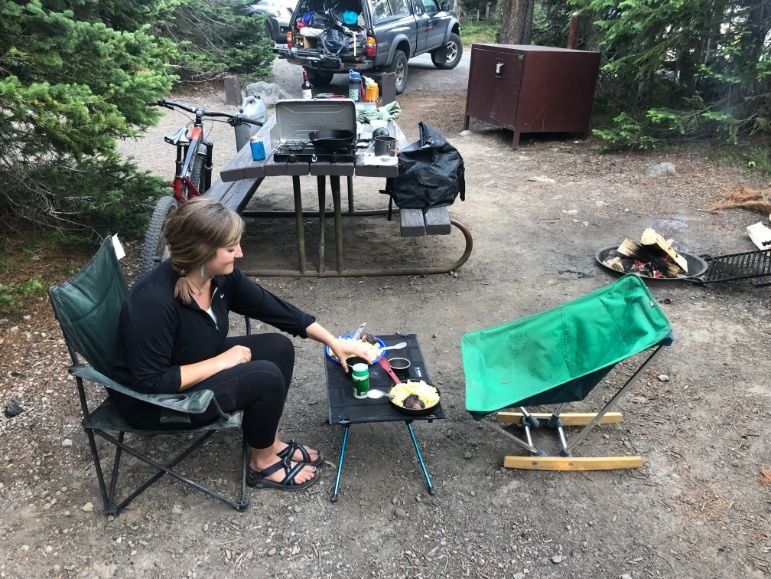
[462,275,673,470]
[324,333,445,501]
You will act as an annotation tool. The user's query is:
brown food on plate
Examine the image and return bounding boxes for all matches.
[402,394,426,410]
[359,332,379,345]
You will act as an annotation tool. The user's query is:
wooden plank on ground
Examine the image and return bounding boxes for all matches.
[503,455,643,470]
[496,411,624,426]
[400,209,426,237]
[424,206,452,235]
[747,222,771,250]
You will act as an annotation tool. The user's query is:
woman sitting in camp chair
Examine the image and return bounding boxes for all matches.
[111,197,375,491]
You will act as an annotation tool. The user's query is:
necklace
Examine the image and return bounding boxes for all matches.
[187,277,209,296]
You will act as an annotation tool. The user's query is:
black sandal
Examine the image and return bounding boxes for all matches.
[247,457,318,491]
[277,440,323,466]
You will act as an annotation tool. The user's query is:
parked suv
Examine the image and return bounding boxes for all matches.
[275,0,462,93]
[240,0,295,44]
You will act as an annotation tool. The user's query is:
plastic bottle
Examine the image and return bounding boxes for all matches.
[301,69,313,100]
[365,80,379,103]
[234,95,267,151]
[348,70,361,101]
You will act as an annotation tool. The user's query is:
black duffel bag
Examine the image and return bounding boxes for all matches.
[386,122,465,210]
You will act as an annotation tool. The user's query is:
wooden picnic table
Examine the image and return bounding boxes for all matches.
[205,114,472,277]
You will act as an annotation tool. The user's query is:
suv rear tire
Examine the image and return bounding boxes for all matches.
[389,50,409,94]
[431,33,463,70]
[305,68,334,87]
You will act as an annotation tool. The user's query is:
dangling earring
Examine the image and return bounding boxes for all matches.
[199,264,206,278]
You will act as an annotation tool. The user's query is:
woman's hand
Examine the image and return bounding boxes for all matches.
[179,345,251,390]
[331,338,377,373]
[305,322,378,373]
[218,345,252,371]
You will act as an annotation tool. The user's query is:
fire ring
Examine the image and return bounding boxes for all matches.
[595,245,709,281]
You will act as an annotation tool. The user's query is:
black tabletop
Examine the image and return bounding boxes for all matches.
[325,333,446,424]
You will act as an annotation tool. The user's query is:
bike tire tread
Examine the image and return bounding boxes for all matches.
[139,196,178,276]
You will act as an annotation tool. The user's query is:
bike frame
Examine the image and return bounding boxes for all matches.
[140,100,263,276]
[171,111,214,203]
[158,100,261,204]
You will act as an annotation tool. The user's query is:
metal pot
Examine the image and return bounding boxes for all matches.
[309,129,355,149]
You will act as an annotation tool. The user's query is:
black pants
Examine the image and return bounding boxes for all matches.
[115,333,295,449]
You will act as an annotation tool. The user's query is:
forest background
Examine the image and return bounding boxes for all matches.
[0,0,768,309]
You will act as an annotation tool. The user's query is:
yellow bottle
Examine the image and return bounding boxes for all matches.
[365,81,379,103]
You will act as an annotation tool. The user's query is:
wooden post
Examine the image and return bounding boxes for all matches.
[567,12,580,49]
[224,75,242,106]
[377,72,396,105]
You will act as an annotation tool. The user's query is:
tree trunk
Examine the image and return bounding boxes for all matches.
[498,0,535,45]
[742,0,771,80]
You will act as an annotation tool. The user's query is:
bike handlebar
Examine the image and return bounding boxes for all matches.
[156,99,264,127]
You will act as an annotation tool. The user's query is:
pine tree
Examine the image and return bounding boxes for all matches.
[0,0,274,235]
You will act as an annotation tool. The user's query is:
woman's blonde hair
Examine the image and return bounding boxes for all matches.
[163,197,244,304]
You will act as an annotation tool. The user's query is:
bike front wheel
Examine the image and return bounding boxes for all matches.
[139,196,178,276]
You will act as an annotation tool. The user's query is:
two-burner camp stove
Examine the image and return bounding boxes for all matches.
[272,140,356,163]
[271,99,357,163]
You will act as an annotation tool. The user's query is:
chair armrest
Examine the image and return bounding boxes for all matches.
[69,364,214,415]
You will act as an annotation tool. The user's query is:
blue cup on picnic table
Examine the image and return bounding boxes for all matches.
[250,137,266,161]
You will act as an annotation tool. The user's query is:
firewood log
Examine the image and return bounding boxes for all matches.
[639,228,688,272]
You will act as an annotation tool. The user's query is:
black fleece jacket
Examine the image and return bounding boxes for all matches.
[112,261,315,394]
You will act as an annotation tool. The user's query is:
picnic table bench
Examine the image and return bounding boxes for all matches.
[204,115,472,277]
[204,174,263,213]
[399,206,453,237]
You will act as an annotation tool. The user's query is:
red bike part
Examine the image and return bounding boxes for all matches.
[171,125,205,203]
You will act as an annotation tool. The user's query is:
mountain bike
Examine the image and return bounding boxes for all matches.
[139,98,264,275]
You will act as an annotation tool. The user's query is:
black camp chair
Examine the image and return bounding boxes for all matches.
[48,236,250,515]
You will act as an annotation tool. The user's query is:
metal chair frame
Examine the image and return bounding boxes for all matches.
[49,237,250,516]
[483,342,669,470]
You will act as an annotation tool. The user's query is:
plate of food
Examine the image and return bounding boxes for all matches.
[388,380,441,416]
[325,332,386,365]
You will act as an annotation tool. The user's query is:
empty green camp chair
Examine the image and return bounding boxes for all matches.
[48,236,250,515]
[462,275,673,470]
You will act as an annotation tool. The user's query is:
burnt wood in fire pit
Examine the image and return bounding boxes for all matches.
[596,246,771,286]
[595,246,707,281]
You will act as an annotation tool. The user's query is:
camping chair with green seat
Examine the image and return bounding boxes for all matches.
[48,236,250,516]
[461,275,673,471]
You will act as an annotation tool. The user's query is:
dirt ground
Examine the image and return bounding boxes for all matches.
[1,65,770,578]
